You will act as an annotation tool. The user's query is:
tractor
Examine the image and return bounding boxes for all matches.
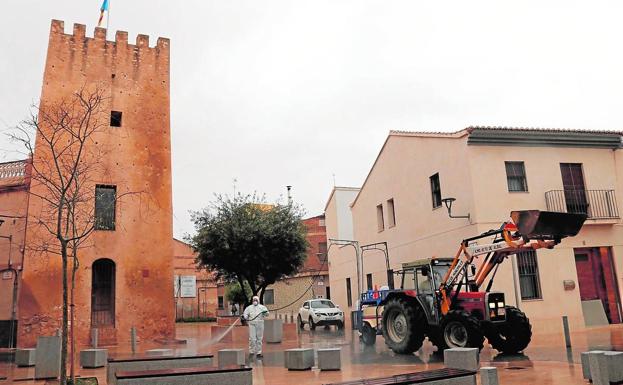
[358,210,586,354]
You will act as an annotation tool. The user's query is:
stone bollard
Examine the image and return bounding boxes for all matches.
[80,348,108,368]
[480,367,499,385]
[15,348,36,367]
[562,316,571,348]
[588,351,609,385]
[318,348,341,371]
[581,352,592,381]
[605,351,623,383]
[35,336,61,380]
[218,349,246,368]
[265,319,283,343]
[444,348,479,371]
[285,348,314,370]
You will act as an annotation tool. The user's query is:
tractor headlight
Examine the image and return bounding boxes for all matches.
[497,302,505,308]
[489,303,496,309]
[498,307,506,316]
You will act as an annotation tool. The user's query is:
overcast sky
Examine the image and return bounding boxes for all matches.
[2,1,623,238]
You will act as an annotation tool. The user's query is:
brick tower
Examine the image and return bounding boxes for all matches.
[17,20,174,346]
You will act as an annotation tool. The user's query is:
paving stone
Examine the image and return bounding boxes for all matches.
[444,348,479,371]
[588,350,609,385]
[265,319,283,343]
[580,352,591,380]
[317,348,341,371]
[218,349,246,368]
[480,367,498,385]
[15,348,36,367]
[80,348,108,368]
[35,336,61,380]
[145,348,173,356]
[284,348,314,370]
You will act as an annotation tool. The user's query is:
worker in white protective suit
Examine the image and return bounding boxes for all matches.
[243,295,269,358]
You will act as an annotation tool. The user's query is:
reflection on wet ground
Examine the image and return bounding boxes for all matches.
[2,322,622,384]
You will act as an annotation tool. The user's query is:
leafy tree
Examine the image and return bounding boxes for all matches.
[225,281,252,305]
[190,194,308,305]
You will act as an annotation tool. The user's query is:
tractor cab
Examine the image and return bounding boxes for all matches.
[399,258,463,325]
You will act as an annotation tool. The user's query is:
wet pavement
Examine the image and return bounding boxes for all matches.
[2,321,623,384]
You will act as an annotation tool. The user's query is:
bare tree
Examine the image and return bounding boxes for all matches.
[10,86,129,385]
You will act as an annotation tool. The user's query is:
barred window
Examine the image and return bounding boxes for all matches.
[95,185,116,231]
[430,173,442,208]
[505,161,528,192]
[517,250,542,300]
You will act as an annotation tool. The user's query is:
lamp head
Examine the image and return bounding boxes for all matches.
[441,197,456,210]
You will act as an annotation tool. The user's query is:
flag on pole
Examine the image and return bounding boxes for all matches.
[98,0,109,27]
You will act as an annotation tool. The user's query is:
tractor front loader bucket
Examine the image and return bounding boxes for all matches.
[510,210,587,240]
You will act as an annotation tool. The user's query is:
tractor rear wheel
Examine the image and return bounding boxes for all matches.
[440,310,484,350]
[381,298,426,354]
[486,306,532,354]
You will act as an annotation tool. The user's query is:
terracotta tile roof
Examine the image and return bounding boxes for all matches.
[390,126,623,137]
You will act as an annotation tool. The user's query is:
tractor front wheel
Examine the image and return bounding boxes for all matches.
[486,306,532,354]
[440,310,484,350]
[360,322,376,345]
[381,298,426,354]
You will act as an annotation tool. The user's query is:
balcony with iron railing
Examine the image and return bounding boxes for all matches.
[0,159,30,189]
[545,189,619,220]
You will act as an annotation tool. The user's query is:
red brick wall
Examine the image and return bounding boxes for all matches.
[301,215,327,273]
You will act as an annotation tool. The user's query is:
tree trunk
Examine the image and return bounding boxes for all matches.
[236,276,250,307]
[60,242,68,385]
[259,285,267,304]
[69,251,78,383]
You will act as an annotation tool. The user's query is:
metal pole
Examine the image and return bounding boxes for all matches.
[130,327,137,354]
[562,316,572,348]
[510,254,522,309]
[91,328,98,348]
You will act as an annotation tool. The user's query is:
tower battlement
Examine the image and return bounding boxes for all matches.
[50,19,169,54]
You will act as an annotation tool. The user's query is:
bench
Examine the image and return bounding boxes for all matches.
[323,368,476,385]
[107,353,213,385]
[115,365,252,385]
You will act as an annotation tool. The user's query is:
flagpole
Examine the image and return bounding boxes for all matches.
[106,0,111,36]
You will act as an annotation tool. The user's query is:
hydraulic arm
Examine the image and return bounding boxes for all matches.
[438,210,586,315]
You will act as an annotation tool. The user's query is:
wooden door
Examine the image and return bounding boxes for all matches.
[574,247,621,324]
[91,259,115,327]
[560,163,588,214]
